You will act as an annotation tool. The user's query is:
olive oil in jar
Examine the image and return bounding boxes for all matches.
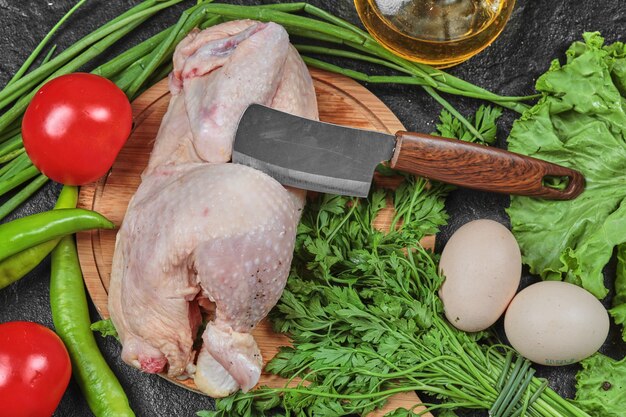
[354,0,515,67]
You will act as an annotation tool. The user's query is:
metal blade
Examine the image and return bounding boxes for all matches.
[233,104,397,197]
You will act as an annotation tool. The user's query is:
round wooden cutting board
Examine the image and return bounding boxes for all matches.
[76,67,432,417]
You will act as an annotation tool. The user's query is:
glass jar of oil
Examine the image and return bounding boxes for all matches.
[354,0,516,68]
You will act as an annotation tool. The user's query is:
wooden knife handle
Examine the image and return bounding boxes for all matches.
[389,131,585,200]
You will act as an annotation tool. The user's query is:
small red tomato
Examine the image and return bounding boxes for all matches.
[0,321,71,417]
[22,73,132,185]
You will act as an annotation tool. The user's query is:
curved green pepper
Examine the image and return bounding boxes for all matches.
[0,185,77,289]
[0,207,114,262]
[51,234,135,417]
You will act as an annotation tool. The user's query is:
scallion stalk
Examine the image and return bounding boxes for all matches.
[0,165,39,198]
[0,0,183,110]
[0,152,31,180]
[0,148,25,165]
[0,0,183,131]
[6,0,87,88]
[0,174,48,221]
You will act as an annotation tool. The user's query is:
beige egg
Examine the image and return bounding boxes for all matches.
[504,281,609,365]
[439,219,521,332]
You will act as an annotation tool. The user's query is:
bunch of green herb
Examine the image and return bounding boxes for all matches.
[435,105,503,146]
[505,32,626,339]
[197,109,589,417]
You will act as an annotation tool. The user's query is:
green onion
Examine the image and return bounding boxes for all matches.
[0,148,25,165]
[0,165,39,198]
[294,44,415,75]
[0,174,48,221]
[0,0,182,111]
[0,135,22,158]
[0,153,31,180]
[6,0,87,87]
[0,0,184,132]
[0,125,22,144]
[0,0,539,233]
[92,27,174,81]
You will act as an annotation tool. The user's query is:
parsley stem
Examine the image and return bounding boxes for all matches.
[501,370,536,417]
[490,357,528,416]
[496,352,515,390]
[326,199,358,243]
[265,384,461,401]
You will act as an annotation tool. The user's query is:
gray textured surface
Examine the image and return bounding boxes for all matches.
[0,1,623,416]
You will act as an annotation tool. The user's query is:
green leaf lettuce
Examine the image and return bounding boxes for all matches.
[575,353,626,417]
[506,33,626,321]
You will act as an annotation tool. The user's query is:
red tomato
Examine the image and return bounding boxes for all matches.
[0,321,71,417]
[22,73,132,185]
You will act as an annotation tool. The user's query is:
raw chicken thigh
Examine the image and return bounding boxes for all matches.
[108,20,318,397]
[110,164,300,393]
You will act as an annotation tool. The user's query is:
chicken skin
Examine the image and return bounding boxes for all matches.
[108,20,318,396]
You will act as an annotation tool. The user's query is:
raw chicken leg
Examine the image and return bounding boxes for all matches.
[108,20,318,397]
[110,163,301,389]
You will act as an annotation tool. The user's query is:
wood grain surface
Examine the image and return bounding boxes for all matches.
[77,67,433,417]
[391,131,585,200]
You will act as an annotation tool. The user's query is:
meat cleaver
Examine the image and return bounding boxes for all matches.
[232,104,585,200]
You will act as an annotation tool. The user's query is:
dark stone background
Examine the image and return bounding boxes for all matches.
[0,0,623,416]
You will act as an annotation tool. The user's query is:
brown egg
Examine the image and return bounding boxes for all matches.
[504,281,609,365]
[439,219,521,332]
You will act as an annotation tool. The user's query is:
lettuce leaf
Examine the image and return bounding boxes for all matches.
[506,33,626,312]
[609,244,626,340]
[575,353,626,417]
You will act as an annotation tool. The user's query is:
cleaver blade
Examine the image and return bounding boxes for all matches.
[232,104,585,200]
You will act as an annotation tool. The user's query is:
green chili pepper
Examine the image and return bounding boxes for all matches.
[0,207,114,262]
[0,185,77,289]
[51,235,135,417]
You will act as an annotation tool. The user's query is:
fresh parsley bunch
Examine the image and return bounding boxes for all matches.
[199,108,590,417]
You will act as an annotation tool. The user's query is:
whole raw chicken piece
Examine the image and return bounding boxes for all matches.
[108,20,318,397]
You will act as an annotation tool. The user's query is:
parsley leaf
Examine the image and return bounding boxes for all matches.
[436,104,502,145]
[90,318,119,340]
